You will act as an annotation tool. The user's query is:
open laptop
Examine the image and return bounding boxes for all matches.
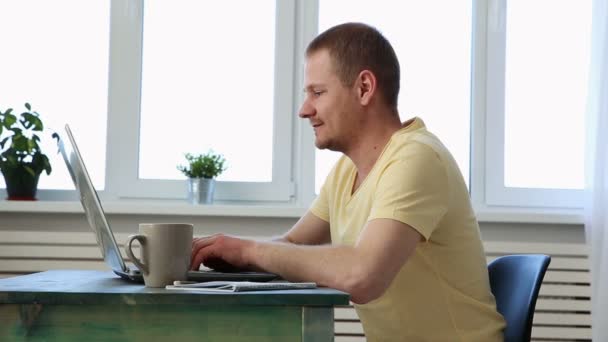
[57,124,277,283]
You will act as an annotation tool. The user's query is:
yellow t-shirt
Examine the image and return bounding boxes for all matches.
[310,118,505,341]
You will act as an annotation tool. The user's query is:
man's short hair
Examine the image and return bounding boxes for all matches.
[306,22,400,108]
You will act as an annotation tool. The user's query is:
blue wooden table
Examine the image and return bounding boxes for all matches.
[0,270,349,341]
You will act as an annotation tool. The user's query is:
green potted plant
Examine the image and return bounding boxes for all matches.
[177,151,227,204]
[0,103,58,200]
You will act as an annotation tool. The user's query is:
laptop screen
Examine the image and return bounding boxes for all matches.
[57,125,127,273]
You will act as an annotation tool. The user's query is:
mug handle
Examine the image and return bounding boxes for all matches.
[125,234,148,275]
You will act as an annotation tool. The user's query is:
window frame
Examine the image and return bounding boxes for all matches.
[477,0,584,209]
[109,0,297,202]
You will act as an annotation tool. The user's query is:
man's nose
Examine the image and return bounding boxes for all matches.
[298,100,315,118]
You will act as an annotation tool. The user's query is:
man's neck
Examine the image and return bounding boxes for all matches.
[345,114,403,178]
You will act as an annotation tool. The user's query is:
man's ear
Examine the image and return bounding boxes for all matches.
[356,70,377,106]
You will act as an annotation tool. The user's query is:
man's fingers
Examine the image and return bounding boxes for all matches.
[191,246,208,270]
[191,241,221,270]
[191,234,219,247]
[192,237,214,250]
[190,234,229,270]
[191,235,219,258]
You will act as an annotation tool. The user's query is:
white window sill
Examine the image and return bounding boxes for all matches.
[0,200,308,218]
[0,200,584,224]
[475,207,583,225]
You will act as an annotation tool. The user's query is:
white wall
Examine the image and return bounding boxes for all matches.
[0,211,584,245]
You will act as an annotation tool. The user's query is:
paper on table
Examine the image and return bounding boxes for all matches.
[165,281,317,292]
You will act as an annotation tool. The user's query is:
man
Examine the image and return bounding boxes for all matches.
[191,23,505,341]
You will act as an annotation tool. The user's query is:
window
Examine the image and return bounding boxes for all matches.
[0,1,109,192]
[315,0,472,193]
[0,1,594,216]
[111,0,296,202]
[485,0,592,208]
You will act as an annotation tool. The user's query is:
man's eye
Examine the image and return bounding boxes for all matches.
[313,91,324,97]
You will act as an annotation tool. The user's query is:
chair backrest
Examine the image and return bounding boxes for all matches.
[487,254,551,342]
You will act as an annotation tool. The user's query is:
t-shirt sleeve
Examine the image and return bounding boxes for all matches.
[368,142,449,240]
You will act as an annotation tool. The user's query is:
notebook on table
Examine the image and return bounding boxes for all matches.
[166,281,317,292]
[56,124,277,283]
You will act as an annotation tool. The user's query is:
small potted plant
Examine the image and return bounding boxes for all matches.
[177,151,227,204]
[0,103,58,200]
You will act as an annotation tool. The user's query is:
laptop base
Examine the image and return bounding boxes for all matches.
[113,269,278,283]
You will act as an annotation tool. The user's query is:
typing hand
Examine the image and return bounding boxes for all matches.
[191,234,254,271]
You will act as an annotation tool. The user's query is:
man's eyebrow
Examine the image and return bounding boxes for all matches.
[303,84,324,92]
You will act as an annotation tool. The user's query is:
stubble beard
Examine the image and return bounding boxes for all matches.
[314,136,329,150]
[315,135,343,152]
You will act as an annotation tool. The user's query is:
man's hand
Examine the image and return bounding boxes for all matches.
[190,234,255,272]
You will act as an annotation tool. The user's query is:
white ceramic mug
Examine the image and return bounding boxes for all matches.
[125,223,193,287]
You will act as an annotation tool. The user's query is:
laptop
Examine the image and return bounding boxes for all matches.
[57,124,277,283]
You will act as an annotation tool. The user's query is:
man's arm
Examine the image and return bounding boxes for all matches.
[272,211,331,245]
[191,216,421,304]
[191,211,330,272]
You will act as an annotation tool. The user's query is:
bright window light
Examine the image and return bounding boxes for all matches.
[504,0,591,189]
[0,1,109,190]
[138,1,276,182]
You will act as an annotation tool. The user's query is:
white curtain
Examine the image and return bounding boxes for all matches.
[584,0,608,340]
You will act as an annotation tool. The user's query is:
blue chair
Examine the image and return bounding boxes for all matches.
[487,254,551,342]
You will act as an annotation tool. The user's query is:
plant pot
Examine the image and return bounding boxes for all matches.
[1,165,41,201]
[187,178,215,204]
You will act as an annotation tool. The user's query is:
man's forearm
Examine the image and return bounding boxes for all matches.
[247,241,370,300]
[238,218,419,304]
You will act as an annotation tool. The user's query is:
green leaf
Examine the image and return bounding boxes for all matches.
[32,115,43,131]
[25,103,31,111]
[27,139,38,152]
[42,155,52,175]
[52,132,61,152]
[19,117,31,129]
[10,127,22,136]
[11,135,29,152]
[4,113,16,128]
[17,112,42,131]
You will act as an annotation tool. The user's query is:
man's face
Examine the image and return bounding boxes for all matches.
[299,50,359,152]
